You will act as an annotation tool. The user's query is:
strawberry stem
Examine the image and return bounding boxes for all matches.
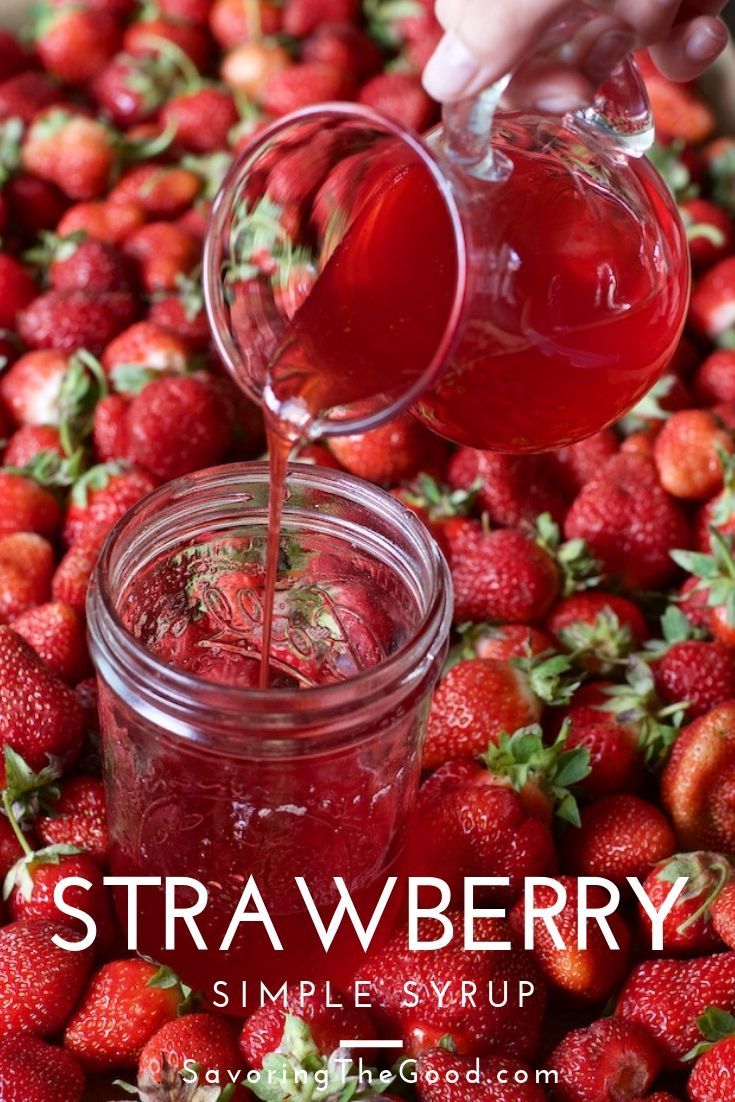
[1,788,33,858]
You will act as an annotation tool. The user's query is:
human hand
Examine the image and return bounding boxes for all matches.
[423,0,730,109]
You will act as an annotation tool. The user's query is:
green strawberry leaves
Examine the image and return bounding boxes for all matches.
[481,721,591,827]
[671,526,735,628]
[535,513,603,596]
[400,473,479,521]
[3,842,82,904]
[556,607,635,675]
[655,852,733,936]
[1,745,62,829]
[71,460,126,508]
[597,657,687,768]
[224,195,316,295]
[513,649,581,708]
[686,1006,735,1060]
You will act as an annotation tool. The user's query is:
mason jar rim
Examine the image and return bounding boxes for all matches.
[87,462,453,751]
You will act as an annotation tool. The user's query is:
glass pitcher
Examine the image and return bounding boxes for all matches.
[203,55,690,453]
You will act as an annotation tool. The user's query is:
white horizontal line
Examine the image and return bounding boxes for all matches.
[341,1040,404,1049]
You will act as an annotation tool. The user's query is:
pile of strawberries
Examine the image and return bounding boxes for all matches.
[2,1,735,1100]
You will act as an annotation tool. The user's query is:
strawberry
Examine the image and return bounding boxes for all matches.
[694,350,735,405]
[103,320,194,381]
[22,110,119,202]
[0,349,69,426]
[0,1033,85,1102]
[680,197,734,272]
[91,52,185,130]
[0,72,63,125]
[57,197,146,245]
[240,983,376,1068]
[547,592,647,675]
[654,640,735,717]
[686,1007,735,1101]
[148,275,211,353]
[416,1048,546,1102]
[52,537,103,616]
[564,794,676,887]
[564,453,690,590]
[0,30,28,81]
[17,289,138,356]
[653,409,733,501]
[0,472,62,540]
[0,533,54,624]
[31,3,121,88]
[358,72,437,131]
[139,1013,243,1093]
[161,86,239,154]
[34,776,106,866]
[617,952,735,1067]
[509,875,631,1004]
[0,252,37,329]
[327,414,446,486]
[64,959,188,1071]
[282,0,358,36]
[690,257,735,344]
[662,702,735,851]
[713,883,735,950]
[4,425,64,468]
[355,914,546,1058]
[124,16,212,71]
[671,531,735,647]
[123,221,200,293]
[0,918,94,1036]
[408,757,557,907]
[447,524,560,624]
[447,447,567,527]
[447,622,554,664]
[0,627,85,780]
[548,429,619,495]
[261,62,353,116]
[548,1018,664,1101]
[64,463,157,547]
[210,0,283,48]
[423,651,578,769]
[642,73,714,145]
[93,393,130,461]
[124,373,233,481]
[40,234,137,295]
[4,172,68,238]
[13,601,91,684]
[303,23,384,82]
[638,851,734,956]
[221,41,292,99]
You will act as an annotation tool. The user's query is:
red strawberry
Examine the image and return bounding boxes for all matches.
[408,756,558,907]
[0,30,28,81]
[416,1048,546,1101]
[328,414,446,486]
[0,1032,85,1102]
[57,197,145,246]
[694,350,735,405]
[638,851,734,955]
[36,776,108,864]
[123,15,212,70]
[0,349,69,426]
[240,983,376,1067]
[687,1008,735,1101]
[22,110,118,201]
[653,409,733,500]
[303,23,383,82]
[63,463,157,547]
[0,533,54,624]
[161,86,239,154]
[210,0,283,47]
[690,257,735,343]
[671,530,735,646]
[92,393,130,461]
[4,426,64,468]
[0,253,37,329]
[713,882,735,949]
[123,221,200,293]
[681,197,734,272]
[617,952,735,1066]
[17,290,138,356]
[0,472,62,540]
[158,0,216,22]
[4,172,68,238]
[655,640,735,717]
[448,447,567,527]
[358,71,438,131]
[148,278,211,353]
[662,702,735,851]
[448,622,554,664]
[124,373,234,481]
[42,235,137,295]
[564,794,676,887]
[102,320,193,380]
[139,1013,243,1090]
[549,429,620,495]
[261,62,353,116]
[0,72,63,125]
[564,453,690,590]
[0,627,85,779]
[423,652,577,769]
[32,4,121,87]
[220,41,292,100]
[6,842,113,943]
[547,592,647,675]
[52,537,103,616]
[0,918,94,1036]
[355,914,546,1058]
[548,1018,664,1101]
[13,601,91,684]
[282,0,358,36]
[64,959,187,1071]
[91,53,178,130]
[510,875,631,1004]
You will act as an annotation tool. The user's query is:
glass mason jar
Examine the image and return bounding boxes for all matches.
[87,463,452,1012]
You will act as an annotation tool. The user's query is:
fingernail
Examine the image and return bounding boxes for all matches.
[423,32,480,102]
[584,30,636,83]
[534,92,586,114]
[686,23,728,62]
